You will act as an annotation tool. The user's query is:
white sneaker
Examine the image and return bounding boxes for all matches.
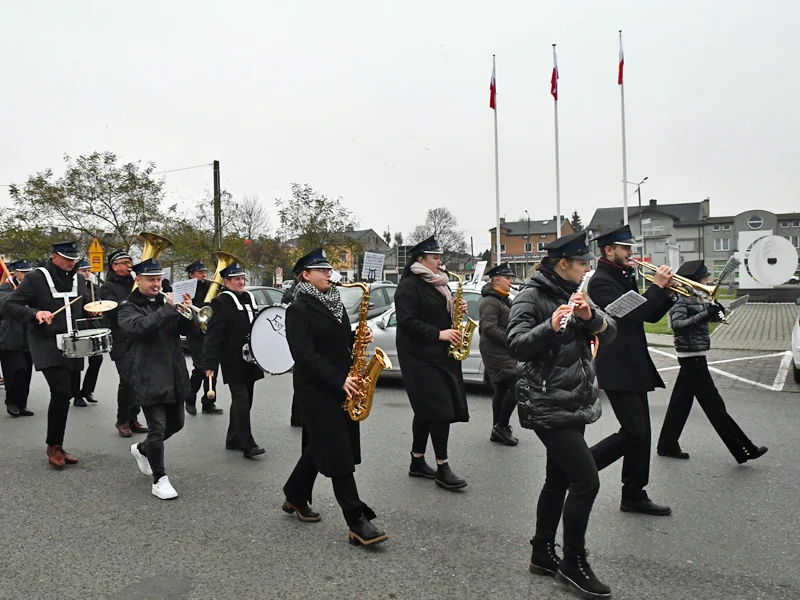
[130,443,153,477]
[152,475,178,500]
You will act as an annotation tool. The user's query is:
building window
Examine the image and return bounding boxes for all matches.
[712,224,721,232]
[747,215,764,229]
[524,242,532,253]
[714,238,730,252]
[340,252,348,262]
[722,224,731,231]
[677,239,696,252]
[500,244,506,253]
[539,234,548,239]
[790,235,800,248]
[781,221,790,229]
[537,242,546,251]
[793,220,800,227]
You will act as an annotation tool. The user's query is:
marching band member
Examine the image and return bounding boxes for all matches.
[99,249,148,438]
[120,258,194,500]
[2,242,88,468]
[395,236,469,490]
[71,259,102,407]
[202,261,265,458]
[507,232,616,599]
[478,262,519,446]
[657,260,768,463]
[281,277,303,427]
[282,249,387,547]
[587,225,674,516]
[0,260,34,418]
[185,260,222,416]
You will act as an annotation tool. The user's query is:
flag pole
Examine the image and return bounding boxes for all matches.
[552,44,562,238]
[492,55,502,265]
[619,30,629,225]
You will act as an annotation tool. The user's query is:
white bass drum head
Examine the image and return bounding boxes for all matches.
[249,306,294,375]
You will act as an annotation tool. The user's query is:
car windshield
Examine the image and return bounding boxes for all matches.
[339,286,364,312]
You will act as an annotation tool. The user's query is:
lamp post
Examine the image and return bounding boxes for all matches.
[524,209,531,277]
[624,177,649,286]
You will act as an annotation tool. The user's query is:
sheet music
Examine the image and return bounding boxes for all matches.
[717,257,741,284]
[170,278,198,300]
[604,290,648,318]
[728,294,749,312]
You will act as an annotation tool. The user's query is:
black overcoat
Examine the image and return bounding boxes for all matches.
[186,279,212,357]
[286,293,360,478]
[98,270,134,361]
[586,260,674,392]
[1,261,87,371]
[202,290,264,385]
[394,273,469,423]
[118,290,194,406]
[478,283,518,383]
[0,280,29,352]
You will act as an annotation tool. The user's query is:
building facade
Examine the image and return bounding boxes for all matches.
[489,217,574,277]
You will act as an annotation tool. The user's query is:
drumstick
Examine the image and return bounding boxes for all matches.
[50,296,82,318]
[91,273,95,304]
[207,373,216,400]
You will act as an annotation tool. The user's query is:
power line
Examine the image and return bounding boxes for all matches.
[153,163,212,176]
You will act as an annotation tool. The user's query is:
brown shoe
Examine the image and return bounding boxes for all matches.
[60,448,78,465]
[47,445,65,469]
[117,423,133,438]
[129,420,149,434]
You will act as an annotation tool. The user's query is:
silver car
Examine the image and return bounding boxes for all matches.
[362,282,503,385]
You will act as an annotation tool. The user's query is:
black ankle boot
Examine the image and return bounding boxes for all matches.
[556,550,611,599]
[347,515,388,546]
[408,454,437,479]
[282,499,321,522]
[434,462,467,490]
[529,537,561,576]
[490,425,519,446]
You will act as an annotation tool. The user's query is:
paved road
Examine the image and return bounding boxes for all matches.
[1,353,799,600]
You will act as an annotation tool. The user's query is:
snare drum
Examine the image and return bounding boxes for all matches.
[245,306,294,375]
[60,328,113,358]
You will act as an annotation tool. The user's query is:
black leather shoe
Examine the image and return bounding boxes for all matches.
[408,455,437,479]
[348,516,388,546]
[620,498,672,516]
[490,425,519,446]
[657,446,690,459]
[435,462,468,491]
[18,409,34,417]
[82,392,97,403]
[202,404,224,415]
[6,404,20,417]
[73,396,87,407]
[737,445,769,463]
[282,500,321,522]
[243,446,266,459]
[185,403,197,416]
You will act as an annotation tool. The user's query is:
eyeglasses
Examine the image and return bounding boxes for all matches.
[115,261,133,267]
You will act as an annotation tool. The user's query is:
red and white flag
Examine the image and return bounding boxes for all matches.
[489,64,497,109]
[618,36,624,85]
[550,50,559,101]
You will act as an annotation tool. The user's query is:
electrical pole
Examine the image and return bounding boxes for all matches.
[213,160,221,249]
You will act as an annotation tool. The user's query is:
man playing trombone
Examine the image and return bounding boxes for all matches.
[587,225,675,516]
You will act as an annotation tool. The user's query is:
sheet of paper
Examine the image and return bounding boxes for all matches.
[604,290,648,318]
[171,278,198,300]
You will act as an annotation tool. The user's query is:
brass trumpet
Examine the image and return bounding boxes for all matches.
[630,260,719,299]
[159,291,213,332]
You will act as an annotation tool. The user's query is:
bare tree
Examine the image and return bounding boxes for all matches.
[407,207,467,262]
[275,183,359,253]
[393,231,403,247]
[382,228,391,246]
[229,194,271,240]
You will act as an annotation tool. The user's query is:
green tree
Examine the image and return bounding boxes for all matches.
[9,151,166,251]
[570,210,584,232]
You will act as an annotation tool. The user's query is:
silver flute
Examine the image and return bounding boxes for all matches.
[558,274,591,334]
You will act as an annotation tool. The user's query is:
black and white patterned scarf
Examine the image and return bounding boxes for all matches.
[296,281,344,321]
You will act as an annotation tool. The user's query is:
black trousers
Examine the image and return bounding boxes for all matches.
[114,357,140,425]
[0,350,33,410]
[534,426,599,554]
[188,335,216,408]
[139,402,185,481]
[658,356,756,462]
[227,380,257,451]
[290,392,302,426]
[411,417,450,460]
[42,367,73,446]
[491,376,518,428]
[590,391,652,501]
[81,354,103,395]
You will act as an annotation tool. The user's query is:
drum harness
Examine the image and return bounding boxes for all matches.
[36,267,79,346]
[219,290,258,362]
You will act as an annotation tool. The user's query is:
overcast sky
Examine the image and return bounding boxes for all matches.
[1,1,796,253]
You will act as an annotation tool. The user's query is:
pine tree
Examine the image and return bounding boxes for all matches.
[570,210,584,232]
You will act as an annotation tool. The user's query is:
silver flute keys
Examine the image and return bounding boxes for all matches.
[557,273,591,334]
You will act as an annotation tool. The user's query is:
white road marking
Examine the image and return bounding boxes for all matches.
[772,351,793,392]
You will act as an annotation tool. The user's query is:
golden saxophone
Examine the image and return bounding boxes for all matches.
[442,269,478,361]
[339,282,392,421]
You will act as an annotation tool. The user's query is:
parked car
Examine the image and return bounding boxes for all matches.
[244,285,284,307]
[792,300,800,383]
[339,282,397,322]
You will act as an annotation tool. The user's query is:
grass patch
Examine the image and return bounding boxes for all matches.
[643,314,722,335]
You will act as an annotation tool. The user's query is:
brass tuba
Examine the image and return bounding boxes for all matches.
[132,231,173,291]
[340,282,392,421]
[443,269,478,361]
[204,250,242,303]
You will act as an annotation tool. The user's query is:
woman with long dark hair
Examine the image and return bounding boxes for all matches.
[507,232,617,600]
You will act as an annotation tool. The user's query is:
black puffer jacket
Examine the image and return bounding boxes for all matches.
[507,269,617,432]
[98,270,134,360]
[670,294,716,354]
[0,280,28,352]
[478,283,518,383]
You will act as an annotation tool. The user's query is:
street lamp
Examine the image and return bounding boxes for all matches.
[623,177,649,285]
[524,209,531,277]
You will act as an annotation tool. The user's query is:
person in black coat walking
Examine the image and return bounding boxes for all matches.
[98,249,148,438]
[2,242,89,468]
[282,248,387,547]
[479,262,520,446]
[0,260,34,417]
[395,236,469,491]
[508,232,617,599]
[202,261,265,458]
[587,225,675,516]
[120,258,194,500]
[281,277,303,427]
[656,260,768,464]
[185,260,223,416]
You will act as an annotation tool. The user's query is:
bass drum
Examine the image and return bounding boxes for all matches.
[248,305,294,375]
